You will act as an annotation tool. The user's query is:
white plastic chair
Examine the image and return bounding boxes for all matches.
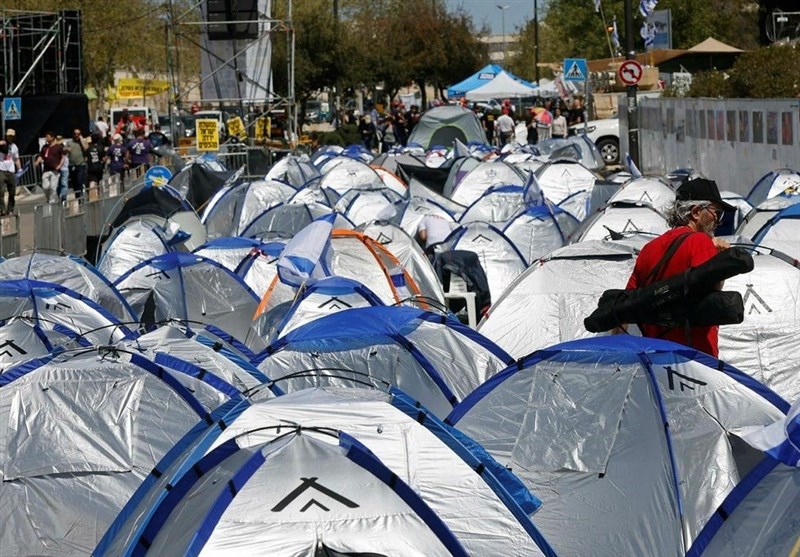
[444,274,477,328]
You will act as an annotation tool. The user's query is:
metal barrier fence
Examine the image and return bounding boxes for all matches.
[0,214,20,257]
[33,200,87,256]
[85,174,123,236]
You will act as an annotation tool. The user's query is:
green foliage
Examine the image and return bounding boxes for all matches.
[727,44,800,98]
[513,0,759,69]
[685,70,733,98]
[316,124,361,146]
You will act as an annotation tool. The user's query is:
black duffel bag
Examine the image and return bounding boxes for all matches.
[584,247,753,333]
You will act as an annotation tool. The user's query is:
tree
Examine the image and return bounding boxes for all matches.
[513,0,760,71]
[727,44,800,97]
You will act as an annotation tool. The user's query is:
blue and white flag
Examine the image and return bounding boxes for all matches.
[742,398,800,467]
[276,213,336,287]
[625,153,643,178]
[522,172,546,207]
[641,21,656,49]
[639,0,657,18]
[593,0,601,12]
[612,17,621,50]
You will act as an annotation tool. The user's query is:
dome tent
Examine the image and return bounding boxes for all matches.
[96,388,555,557]
[449,160,526,207]
[0,252,136,323]
[201,178,298,239]
[502,204,579,264]
[736,195,800,240]
[751,203,800,260]
[194,237,284,298]
[113,252,260,345]
[255,276,387,344]
[571,202,668,242]
[406,106,488,151]
[252,306,513,419]
[478,240,638,358]
[265,153,320,188]
[745,168,800,207]
[0,349,240,557]
[448,336,787,557]
[358,220,445,304]
[687,399,800,557]
[120,323,277,396]
[97,218,174,284]
[0,278,137,348]
[440,222,528,302]
[0,318,88,372]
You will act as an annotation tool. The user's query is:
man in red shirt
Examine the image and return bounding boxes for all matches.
[626,178,735,356]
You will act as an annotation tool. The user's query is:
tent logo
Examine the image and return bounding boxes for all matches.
[742,283,773,315]
[471,234,493,245]
[621,219,642,233]
[376,232,392,245]
[0,339,27,358]
[272,477,359,513]
[146,269,170,280]
[44,302,71,312]
[318,296,353,310]
[664,366,707,392]
[560,168,574,178]
[638,191,654,204]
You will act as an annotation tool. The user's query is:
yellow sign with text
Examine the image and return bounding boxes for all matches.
[116,78,170,99]
[196,119,220,152]
[226,116,247,140]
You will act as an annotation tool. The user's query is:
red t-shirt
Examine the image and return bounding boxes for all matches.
[626,226,720,356]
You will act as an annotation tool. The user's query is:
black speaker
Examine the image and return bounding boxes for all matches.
[205,0,259,41]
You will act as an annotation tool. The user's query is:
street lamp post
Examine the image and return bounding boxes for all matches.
[533,0,539,83]
[497,4,510,64]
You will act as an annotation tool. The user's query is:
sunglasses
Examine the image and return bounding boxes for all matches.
[703,205,724,226]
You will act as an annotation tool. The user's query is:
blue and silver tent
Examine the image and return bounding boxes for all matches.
[448,336,788,557]
[751,203,800,261]
[0,252,136,323]
[745,167,800,207]
[252,306,513,419]
[0,348,240,557]
[95,387,555,557]
[113,252,260,345]
[194,237,284,298]
[502,204,579,264]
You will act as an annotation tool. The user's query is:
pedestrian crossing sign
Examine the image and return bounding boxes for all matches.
[563,59,588,82]
[3,97,21,121]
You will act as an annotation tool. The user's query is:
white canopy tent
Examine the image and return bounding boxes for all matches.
[465,70,538,100]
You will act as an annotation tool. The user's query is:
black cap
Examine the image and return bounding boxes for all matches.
[676,178,736,212]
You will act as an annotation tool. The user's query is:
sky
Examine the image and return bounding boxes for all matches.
[446,0,543,35]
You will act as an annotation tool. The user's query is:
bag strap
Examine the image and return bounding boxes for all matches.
[642,231,695,287]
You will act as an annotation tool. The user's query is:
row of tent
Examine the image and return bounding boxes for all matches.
[1,107,800,556]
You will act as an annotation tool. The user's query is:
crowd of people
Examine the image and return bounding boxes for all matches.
[355,101,423,153]
[28,108,171,205]
[476,97,587,148]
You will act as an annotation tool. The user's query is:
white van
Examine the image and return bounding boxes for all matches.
[109,106,159,137]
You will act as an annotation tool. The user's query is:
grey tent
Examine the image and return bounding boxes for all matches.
[407,106,487,150]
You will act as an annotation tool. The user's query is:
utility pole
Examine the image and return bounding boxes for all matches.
[497,5,510,64]
[534,0,539,83]
[624,0,640,167]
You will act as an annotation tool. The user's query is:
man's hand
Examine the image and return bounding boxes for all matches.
[712,237,730,252]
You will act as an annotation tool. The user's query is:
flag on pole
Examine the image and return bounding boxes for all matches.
[640,21,656,49]
[276,213,336,287]
[523,172,546,207]
[625,153,643,178]
[593,0,601,12]
[639,0,657,18]
[612,17,620,50]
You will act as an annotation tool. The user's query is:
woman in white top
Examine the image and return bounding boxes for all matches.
[551,107,568,139]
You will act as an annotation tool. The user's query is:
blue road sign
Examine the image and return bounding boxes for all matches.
[3,97,21,121]
[144,165,173,187]
[563,59,588,82]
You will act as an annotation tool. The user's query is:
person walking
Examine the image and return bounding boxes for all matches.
[624,178,735,356]
[85,134,105,190]
[127,129,153,172]
[525,108,539,146]
[0,129,21,214]
[34,131,65,203]
[551,108,568,139]
[67,128,89,199]
[106,134,128,189]
[496,108,515,147]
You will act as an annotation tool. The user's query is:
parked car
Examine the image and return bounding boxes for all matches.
[569,114,619,165]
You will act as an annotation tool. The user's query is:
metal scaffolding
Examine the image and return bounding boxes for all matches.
[0,9,83,97]
[165,0,296,145]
